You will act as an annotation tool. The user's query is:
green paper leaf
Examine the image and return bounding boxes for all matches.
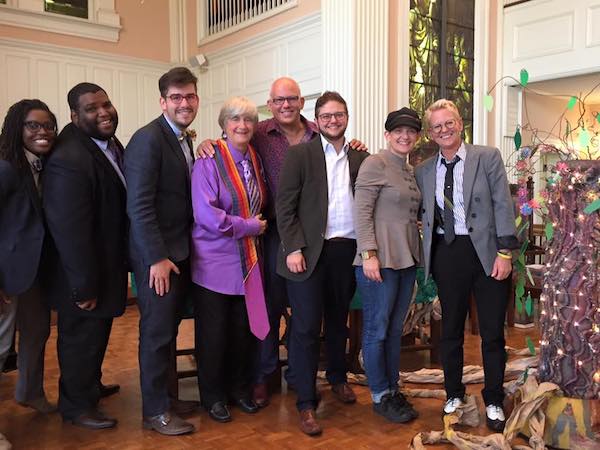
[515,216,522,228]
[584,199,600,214]
[545,222,554,241]
[518,253,526,266]
[514,128,522,150]
[516,296,523,314]
[580,128,591,148]
[597,113,600,124]
[526,336,536,356]
[484,94,494,112]
[567,96,577,110]
[516,278,525,299]
[520,68,529,86]
[525,294,533,317]
[516,219,529,238]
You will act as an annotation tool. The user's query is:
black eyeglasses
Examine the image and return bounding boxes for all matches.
[24,121,57,133]
[270,96,300,106]
[165,93,199,104]
[318,112,347,122]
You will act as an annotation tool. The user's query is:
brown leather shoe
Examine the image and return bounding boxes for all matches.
[142,412,195,435]
[299,409,322,436]
[18,396,57,414]
[170,398,200,415]
[331,383,356,404]
[252,382,270,408]
[70,410,117,429]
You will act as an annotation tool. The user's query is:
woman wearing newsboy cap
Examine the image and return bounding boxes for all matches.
[353,107,423,424]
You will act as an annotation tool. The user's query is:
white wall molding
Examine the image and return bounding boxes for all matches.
[0,0,121,42]
[0,38,172,145]
[169,0,187,63]
[195,12,322,141]
[473,0,490,146]
[322,0,388,152]
[503,0,600,81]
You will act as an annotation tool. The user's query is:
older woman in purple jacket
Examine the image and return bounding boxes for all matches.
[190,96,269,423]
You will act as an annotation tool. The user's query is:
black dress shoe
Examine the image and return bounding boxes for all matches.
[207,401,231,423]
[485,404,506,432]
[99,383,120,398]
[233,398,258,414]
[70,410,117,429]
[142,412,195,435]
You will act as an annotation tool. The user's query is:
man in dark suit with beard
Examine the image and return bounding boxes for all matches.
[124,67,198,436]
[43,83,128,429]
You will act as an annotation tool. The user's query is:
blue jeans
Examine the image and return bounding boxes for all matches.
[356,265,417,403]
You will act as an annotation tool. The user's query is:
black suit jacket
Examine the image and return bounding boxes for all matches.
[0,161,45,296]
[276,136,368,281]
[124,115,193,267]
[42,123,128,318]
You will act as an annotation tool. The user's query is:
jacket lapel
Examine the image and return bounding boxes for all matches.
[421,157,437,219]
[310,137,328,219]
[347,148,362,194]
[462,144,479,214]
[21,165,43,218]
[157,115,190,179]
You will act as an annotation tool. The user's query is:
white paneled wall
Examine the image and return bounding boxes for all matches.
[193,13,321,141]
[503,0,600,81]
[0,38,171,145]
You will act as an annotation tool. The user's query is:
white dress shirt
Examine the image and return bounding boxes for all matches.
[321,135,355,239]
[435,142,468,235]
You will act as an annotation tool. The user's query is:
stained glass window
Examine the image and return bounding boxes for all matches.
[409,0,475,161]
[44,0,88,19]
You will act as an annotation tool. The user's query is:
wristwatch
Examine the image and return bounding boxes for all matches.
[361,250,377,260]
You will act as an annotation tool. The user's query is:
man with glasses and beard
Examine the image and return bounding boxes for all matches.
[276,91,369,436]
[43,83,128,429]
[124,67,198,436]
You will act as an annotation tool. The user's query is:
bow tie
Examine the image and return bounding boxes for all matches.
[31,159,43,172]
[177,129,196,142]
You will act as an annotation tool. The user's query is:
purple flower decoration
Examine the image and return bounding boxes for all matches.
[520,203,533,215]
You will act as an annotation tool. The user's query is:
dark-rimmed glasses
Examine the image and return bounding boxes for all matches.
[165,93,199,104]
[430,119,457,134]
[270,96,300,106]
[318,112,347,122]
[24,121,57,133]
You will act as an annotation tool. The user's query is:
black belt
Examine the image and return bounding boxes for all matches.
[326,237,355,243]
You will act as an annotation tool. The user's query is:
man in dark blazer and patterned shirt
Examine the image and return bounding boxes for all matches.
[276,91,368,436]
[43,83,128,429]
[414,99,519,433]
[124,67,198,436]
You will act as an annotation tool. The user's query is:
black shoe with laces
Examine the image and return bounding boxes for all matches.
[390,391,418,420]
[373,393,416,423]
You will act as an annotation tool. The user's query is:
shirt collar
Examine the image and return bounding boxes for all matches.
[320,134,348,155]
[91,137,109,151]
[163,113,185,138]
[225,139,250,164]
[437,141,466,167]
[24,149,42,165]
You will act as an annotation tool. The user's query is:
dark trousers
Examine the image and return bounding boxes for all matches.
[286,239,356,412]
[134,258,190,417]
[432,235,509,406]
[193,284,255,408]
[253,224,290,384]
[57,313,113,419]
[16,282,51,403]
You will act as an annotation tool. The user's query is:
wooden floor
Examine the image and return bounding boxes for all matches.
[0,306,537,449]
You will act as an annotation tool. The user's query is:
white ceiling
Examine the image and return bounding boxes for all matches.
[528,73,600,104]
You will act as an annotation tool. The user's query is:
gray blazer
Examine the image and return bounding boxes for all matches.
[276,136,368,281]
[414,143,518,278]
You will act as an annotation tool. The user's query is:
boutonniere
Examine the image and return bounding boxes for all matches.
[178,129,197,142]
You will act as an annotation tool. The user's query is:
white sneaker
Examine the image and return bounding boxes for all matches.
[486,404,505,421]
[443,397,465,414]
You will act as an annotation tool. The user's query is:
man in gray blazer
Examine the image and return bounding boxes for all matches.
[276,91,368,436]
[124,67,198,436]
[414,99,518,433]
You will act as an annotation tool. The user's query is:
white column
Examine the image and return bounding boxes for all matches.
[322,0,389,152]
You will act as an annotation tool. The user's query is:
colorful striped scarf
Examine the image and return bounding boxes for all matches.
[212,139,270,340]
